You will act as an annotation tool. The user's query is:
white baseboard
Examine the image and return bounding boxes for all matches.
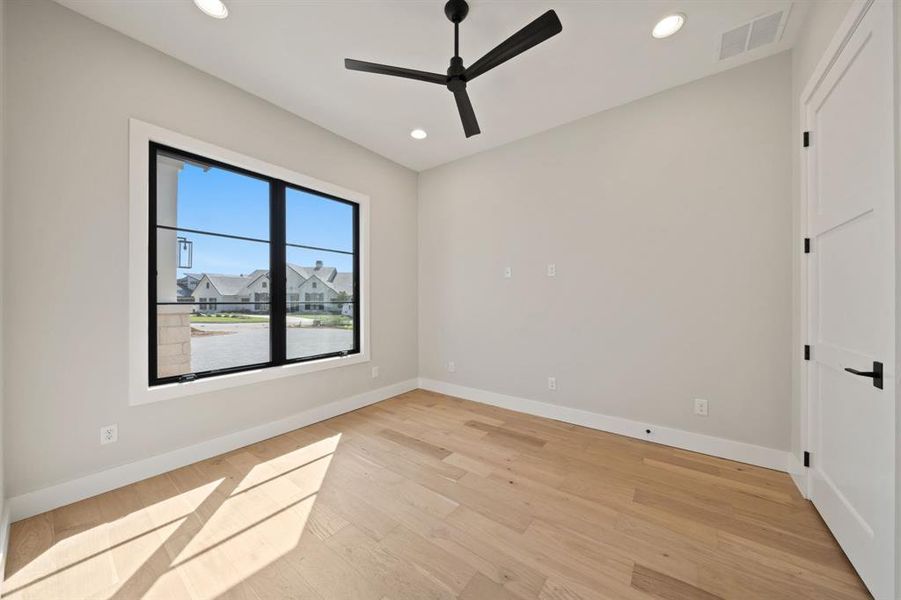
[787,451,809,498]
[418,378,790,472]
[6,376,792,523]
[8,379,418,522]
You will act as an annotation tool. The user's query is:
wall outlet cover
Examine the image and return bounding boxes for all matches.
[100,424,118,445]
[693,398,709,417]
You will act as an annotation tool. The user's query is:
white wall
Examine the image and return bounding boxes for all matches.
[789,0,853,470]
[2,0,418,499]
[419,53,793,452]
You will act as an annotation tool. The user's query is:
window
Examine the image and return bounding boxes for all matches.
[149,143,360,386]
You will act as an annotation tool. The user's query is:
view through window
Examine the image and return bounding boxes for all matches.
[150,144,359,385]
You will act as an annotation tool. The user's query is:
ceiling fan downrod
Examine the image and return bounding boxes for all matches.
[445,0,468,58]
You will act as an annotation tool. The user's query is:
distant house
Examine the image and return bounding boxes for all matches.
[189,261,352,314]
[287,262,353,313]
[191,269,269,312]
[176,273,202,302]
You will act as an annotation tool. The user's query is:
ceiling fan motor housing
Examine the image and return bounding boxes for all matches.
[444,0,469,24]
[447,56,466,91]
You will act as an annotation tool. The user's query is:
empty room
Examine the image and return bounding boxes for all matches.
[0,0,898,598]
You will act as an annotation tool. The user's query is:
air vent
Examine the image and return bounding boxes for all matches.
[719,10,788,60]
[720,23,750,60]
[748,11,783,50]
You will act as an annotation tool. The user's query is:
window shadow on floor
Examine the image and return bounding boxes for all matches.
[2,426,342,599]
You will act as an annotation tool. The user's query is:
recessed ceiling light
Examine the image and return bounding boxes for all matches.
[194,0,229,19]
[652,14,685,39]
[410,129,428,140]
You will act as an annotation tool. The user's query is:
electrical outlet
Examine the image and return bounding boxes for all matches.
[100,424,118,445]
[693,398,708,417]
[448,361,456,373]
[503,266,512,279]
[371,366,379,378]
[547,377,557,391]
[547,264,556,277]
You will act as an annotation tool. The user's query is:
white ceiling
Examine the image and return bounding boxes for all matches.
[55,0,807,171]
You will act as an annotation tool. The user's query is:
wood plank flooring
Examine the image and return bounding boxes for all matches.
[3,389,871,599]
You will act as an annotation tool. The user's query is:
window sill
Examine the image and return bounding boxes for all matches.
[131,352,369,406]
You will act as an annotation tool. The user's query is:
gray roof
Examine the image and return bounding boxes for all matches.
[203,274,256,296]
[329,273,354,295]
[244,269,270,287]
[288,264,337,282]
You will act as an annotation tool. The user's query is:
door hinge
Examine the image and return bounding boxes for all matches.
[804,345,811,361]
[804,238,811,254]
[803,451,810,468]
[803,131,810,148]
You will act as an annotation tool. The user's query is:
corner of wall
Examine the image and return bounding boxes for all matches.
[0,0,8,573]
[415,169,425,380]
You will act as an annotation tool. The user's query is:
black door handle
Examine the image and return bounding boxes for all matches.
[844,361,883,389]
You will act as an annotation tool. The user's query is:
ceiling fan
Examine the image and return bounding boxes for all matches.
[345,0,563,138]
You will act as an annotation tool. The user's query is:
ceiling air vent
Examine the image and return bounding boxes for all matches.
[720,23,751,60]
[719,10,788,60]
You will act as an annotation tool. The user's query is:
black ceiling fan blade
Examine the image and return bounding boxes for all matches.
[453,88,481,137]
[464,10,562,81]
[344,58,447,85]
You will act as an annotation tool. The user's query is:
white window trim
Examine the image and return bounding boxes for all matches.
[128,119,370,406]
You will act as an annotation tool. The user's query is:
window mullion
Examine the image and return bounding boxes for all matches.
[148,142,159,384]
[270,180,287,365]
[353,202,361,354]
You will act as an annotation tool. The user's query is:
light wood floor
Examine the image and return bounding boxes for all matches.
[4,390,870,599]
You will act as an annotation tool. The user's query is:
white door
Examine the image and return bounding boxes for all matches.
[804,1,896,598]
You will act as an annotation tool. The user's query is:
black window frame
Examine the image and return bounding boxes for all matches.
[148,142,361,387]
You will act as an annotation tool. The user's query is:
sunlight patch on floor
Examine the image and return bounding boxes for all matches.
[2,433,342,600]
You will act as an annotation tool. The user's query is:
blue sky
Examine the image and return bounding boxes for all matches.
[167,161,354,281]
